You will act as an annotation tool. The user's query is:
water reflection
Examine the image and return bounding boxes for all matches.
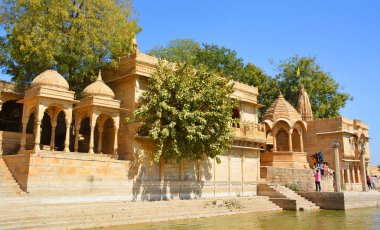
[96,208,380,230]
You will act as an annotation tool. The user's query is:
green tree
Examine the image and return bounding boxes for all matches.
[147,39,200,63]
[276,55,352,118]
[148,39,245,78]
[148,39,274,117]
[134,61,235,163]
[0,0,140,95]
[239,63,279,117]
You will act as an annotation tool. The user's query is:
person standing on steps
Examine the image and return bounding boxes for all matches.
[314,169,321,192]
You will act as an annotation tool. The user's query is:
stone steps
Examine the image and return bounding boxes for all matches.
[258,183,319,211]
[0,196,281,229]
[0,158,24,197]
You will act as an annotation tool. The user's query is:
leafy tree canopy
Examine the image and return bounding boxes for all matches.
[0,0,140,95]
[148,39,352,119]
[134,61,235,163]
[148,39,244,79]
[276,55,352,118]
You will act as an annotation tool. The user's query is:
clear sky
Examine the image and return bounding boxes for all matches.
[132,0,380,165]
[0,1,379,165]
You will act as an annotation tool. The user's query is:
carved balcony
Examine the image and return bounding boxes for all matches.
[229,121,266,144]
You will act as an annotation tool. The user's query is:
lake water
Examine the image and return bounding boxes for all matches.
[98,208,380,230]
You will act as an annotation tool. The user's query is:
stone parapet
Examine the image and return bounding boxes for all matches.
[298,192,380,210]
[261,166,334,192]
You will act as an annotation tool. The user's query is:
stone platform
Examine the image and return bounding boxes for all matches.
[298,191,380,210]
[2,151,131,196]
[0,195,282,230]
[2,151,260,200]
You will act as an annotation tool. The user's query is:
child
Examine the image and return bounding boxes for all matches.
[367,176,372,190]
[314,170,321,192]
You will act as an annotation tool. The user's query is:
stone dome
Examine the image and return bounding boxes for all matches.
[31,70,69,90]
[82,71,115,99]
[263,93,302,122]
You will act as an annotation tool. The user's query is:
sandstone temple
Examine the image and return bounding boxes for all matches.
[0,45,371,199]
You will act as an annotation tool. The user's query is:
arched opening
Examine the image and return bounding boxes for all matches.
[94,116,115,155]
[292,130,301,152]
[78,117,90,153]
[24,111,36,151]
[0,100,22,132]
[102,117,115,154]
[232,108,240,120]
[231,108,240,128]
[55,111,66,151]
[40,112,52,149]
[276,128,289,151]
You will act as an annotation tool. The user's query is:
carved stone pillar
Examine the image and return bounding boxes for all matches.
[360,151,367,192]
[50,116,57,151]
[272,134,277,152]
[112,116,120,158]
[98,126,103,154]
[74,117,81,152]
[299,131,304,152]
[34,119,42,151]
[333,146,342,192]
[288,129,293,152]
[113,128,119,157]
[351,164,356,183]
[64,109,72,153]
[19,117,28,153]
[34,106,44,151]
[0,131,3,155]
[88,114,98,154]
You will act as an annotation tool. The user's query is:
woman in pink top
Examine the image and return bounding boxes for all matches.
[314,169,321,192]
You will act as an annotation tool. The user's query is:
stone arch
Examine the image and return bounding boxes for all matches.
[276,128,289,151]
[263,120,273,133]
[0,100,22,132]
[292,130,301,152]
[272,120,291,136]
[232,107,240,120]
[78,117,91,153]
[40,111,52,149]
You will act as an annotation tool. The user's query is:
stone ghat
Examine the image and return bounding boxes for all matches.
[2,151,259,199]
[298,191,380,210]
[261,166,334,192]
[0,196,282,230]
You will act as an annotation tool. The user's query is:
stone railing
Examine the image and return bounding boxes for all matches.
[228,121,266,143]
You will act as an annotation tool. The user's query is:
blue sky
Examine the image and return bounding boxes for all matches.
[132,0,380,165]
[0,1,379,165]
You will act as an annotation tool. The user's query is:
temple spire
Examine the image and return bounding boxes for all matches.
[296,84,314,121]
[132,34,139,54]
[97,70,102,81]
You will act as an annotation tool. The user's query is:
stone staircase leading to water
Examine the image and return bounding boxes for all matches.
[258,183,319,211]
[0,158,25,197]
[0,196,282,229]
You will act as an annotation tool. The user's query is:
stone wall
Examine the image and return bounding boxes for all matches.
[299,192,380,210]
[3,148,260,200]
[3,151,131,195]
[261,166,334,192]
[0,131,33,155]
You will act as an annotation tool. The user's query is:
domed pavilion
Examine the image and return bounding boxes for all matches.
[18,70,77,153]
[73,71,121,156]
[261,93,308,169]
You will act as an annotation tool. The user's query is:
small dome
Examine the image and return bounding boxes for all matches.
[82,71,115,99]
[31,70,69,90]
[263,93,302,122]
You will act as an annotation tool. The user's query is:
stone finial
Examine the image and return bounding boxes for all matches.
[132,34,139,54]
[97,70,102,81]
[296,84,314,121]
